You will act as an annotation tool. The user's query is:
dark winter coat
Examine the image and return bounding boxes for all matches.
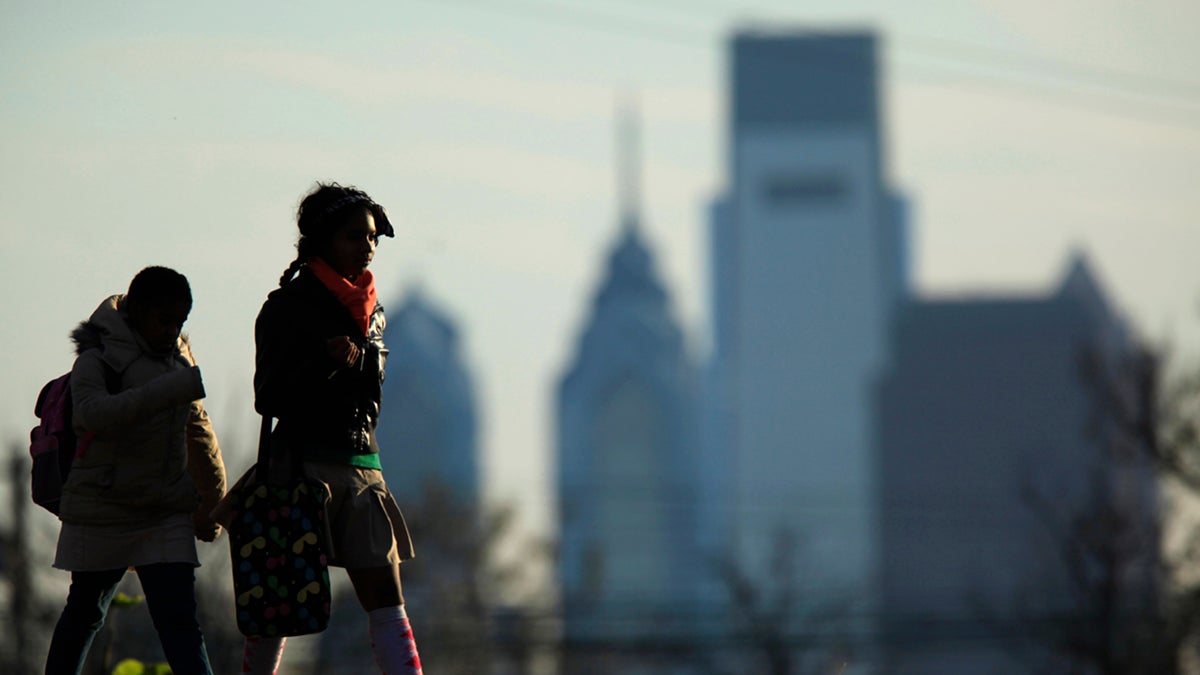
[254,267,387,461]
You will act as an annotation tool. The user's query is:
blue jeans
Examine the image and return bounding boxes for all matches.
[45,562,213,675]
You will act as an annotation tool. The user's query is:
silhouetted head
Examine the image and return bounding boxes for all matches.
[125,266,192,354]
[279,182,394,285]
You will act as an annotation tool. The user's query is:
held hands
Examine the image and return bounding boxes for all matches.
[325,336,362,368]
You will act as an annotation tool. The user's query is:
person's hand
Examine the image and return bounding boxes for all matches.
[193,511,221,542]
[325,336,361,367]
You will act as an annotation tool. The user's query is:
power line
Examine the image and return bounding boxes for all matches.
[606,0,1200,103]
[416,0,705,47]
[584,0,1200,106]
[894,32,1200,103]
[421,0,1200,132]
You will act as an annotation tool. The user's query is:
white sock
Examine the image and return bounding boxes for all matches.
[242,636,287,675]
[368,605,423,675]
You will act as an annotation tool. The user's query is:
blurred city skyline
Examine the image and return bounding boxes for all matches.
[2,0,1199,540]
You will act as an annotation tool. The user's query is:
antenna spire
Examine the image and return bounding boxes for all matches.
[617,95,641,233]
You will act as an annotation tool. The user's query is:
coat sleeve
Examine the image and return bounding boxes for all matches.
[179,340,227,540]
[71,351,205,436]
[253,294,339,418]
[186,400,226,540]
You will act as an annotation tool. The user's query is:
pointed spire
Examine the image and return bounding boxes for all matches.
[617,95,642,233]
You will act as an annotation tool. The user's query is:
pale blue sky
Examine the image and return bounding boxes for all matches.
[3,0,1198,535]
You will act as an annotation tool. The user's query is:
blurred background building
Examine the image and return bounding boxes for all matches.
[556,121,701,673]
[554,29,1161,675]
[377,288,481,511]
[878,255,1160,673]
[704,31,908,670]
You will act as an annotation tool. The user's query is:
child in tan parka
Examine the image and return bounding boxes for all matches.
[45,266,226,675]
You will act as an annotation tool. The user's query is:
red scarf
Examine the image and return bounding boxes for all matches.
[308,257,377,336]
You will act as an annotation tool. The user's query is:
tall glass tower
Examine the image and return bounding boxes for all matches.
[557,113,699,672]
[707,30,906,640]
[376,290,480,509]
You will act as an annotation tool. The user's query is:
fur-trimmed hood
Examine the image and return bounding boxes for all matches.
[70,295,191,368]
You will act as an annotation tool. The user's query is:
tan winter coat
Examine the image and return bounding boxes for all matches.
[62,295,226,534]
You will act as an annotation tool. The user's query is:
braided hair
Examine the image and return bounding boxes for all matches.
[277,237,321,287]
[278,182,394,286]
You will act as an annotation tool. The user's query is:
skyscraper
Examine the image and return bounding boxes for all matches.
[707,31,906,612]
[376,290,480,509]
[556,114,700,671]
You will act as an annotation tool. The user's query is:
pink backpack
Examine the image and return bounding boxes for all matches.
[30,362,116,515]
[29,372,93,515]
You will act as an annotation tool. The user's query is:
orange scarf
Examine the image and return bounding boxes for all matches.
[308,257,377,336]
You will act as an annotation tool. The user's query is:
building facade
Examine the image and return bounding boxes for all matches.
[877,256,1159,673]
[376,290,480,509]
[556,216,700,671]
[707,32,907,632]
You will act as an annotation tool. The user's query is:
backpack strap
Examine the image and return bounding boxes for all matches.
[257,416,307,483]
[257,415,272,471]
